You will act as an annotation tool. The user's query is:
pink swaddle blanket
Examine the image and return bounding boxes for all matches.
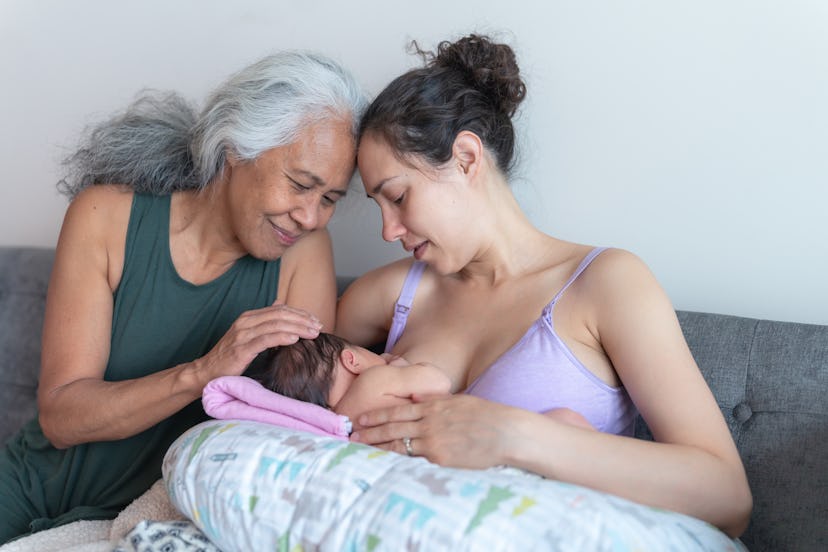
[202,375,351,440]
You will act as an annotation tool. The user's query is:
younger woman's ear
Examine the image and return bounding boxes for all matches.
[452,131,484,178]
[339,349,361,375]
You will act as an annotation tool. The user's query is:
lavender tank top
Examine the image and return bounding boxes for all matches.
[384,248,638,436]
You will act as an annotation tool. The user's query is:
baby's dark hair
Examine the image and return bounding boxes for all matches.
[248,332,349,408]
[358,33,526,175]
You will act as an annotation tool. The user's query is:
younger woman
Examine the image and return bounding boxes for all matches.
[337,34,752,537]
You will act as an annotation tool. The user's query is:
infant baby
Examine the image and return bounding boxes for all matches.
[249,333,593,430]
[249,333,450,422]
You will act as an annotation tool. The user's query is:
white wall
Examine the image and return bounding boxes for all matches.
[1,0,826,325]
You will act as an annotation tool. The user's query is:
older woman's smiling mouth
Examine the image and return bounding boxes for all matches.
[270,221,300,247]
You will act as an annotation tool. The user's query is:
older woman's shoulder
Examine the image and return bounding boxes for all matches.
[62,185,133,233]
[71,183,134,200]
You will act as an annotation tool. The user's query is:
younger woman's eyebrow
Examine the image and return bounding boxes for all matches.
[368,176,399,197]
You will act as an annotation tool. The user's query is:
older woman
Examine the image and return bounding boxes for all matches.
[0,51,366,544]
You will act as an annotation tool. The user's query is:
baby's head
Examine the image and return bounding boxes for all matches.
[250,333,385,409]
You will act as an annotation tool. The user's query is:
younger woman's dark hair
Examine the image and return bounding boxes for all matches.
[250,332,349,408]
[358,33,526,175]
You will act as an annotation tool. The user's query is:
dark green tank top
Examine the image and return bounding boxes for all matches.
[8,193,280,529]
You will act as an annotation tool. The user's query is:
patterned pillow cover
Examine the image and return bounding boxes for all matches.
[163,420,745,552]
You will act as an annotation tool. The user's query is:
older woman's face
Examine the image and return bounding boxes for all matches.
[227,118,356,260]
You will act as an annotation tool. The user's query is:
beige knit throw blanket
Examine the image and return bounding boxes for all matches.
[0,480,185,552]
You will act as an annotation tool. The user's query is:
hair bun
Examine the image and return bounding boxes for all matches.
[433,34,526,117]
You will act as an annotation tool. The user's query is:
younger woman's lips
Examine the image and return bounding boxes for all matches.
[413,242,427,260]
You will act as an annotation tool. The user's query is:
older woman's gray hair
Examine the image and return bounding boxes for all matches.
[59,51,367,197]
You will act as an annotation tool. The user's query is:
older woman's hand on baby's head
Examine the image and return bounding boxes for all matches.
[194,303,322,386]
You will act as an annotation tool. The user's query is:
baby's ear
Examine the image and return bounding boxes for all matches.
[339,349,361,375]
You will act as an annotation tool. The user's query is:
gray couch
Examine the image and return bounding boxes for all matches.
[1,246,825,551]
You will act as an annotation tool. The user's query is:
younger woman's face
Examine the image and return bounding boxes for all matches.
[357,133,473,274]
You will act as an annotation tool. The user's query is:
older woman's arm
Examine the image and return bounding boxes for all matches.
[39,187,322,448]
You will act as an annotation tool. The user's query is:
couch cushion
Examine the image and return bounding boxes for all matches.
[740,318,828,551]
[0,247,54,445]
[636,310,828,552]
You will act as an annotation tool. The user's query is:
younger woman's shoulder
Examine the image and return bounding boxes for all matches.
[543,244,649,284]
[580,246,668,306]
[336,257,417,338]
[345,257,418,295]
[592,246,649,269]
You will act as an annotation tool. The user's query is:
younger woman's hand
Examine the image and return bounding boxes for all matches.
[351,394,524,469]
